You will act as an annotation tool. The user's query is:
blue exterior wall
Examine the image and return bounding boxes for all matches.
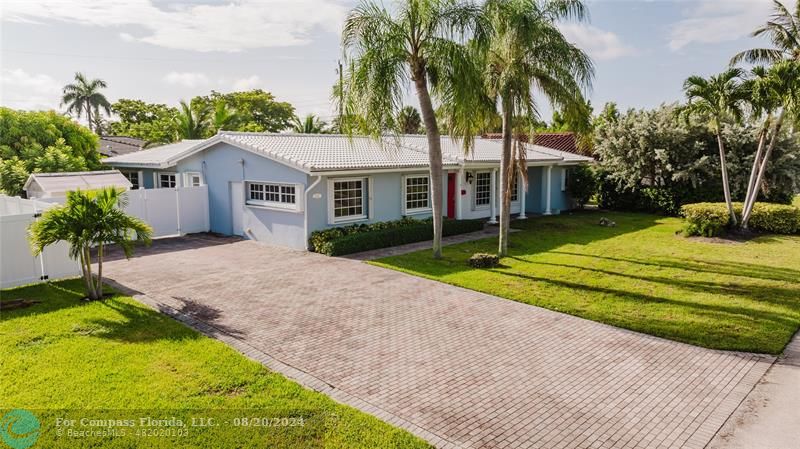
[525,167,543,214]
[178,142,308,248]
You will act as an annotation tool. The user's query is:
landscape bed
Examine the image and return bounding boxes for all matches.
[371,211,800,354]
[0,280,429,449]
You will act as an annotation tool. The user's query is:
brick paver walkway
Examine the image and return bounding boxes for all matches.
[103,235,774,449]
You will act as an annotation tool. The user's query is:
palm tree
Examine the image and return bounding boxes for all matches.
[176,100,210,139]
[291,114,328,133]
[212,102,238,133]
[741,61,800,228]
[730,0,800,65]
[681,68,749,226]
[479,0,594,256]
[29,188,152,300]
[396,106,423,134]
[61,72,111,134]
[342,0,488,259]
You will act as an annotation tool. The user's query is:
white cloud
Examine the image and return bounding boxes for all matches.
[0,68,62,110]
[1,0,346,52]
[668,0,775,51]
[119,32,135,42]
[233,75,261,90]
[163,71,210,88]
[560,24,637,61]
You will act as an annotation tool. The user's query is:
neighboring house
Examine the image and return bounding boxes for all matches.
[483,132,588,156]
[24,170,133,202]
[102,132,592,250]
[98,136,146,157]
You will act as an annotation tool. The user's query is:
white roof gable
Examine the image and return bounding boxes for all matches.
[24,170,133,198]
[101,132,593,172]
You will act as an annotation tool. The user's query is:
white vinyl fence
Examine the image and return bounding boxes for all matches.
[123,186,210,238]
[0,195,81,289]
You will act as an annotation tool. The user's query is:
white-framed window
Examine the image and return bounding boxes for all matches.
[561,168,568,192]
[184,172,203,187]
[157,172,177,188]
[246,181,298,210]
[330,177,368,222]
[403,175,431,214]
[510,175,518,202]
[122,171,141,189]
[474,171,491,207]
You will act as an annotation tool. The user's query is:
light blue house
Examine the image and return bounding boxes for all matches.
[103,132,592,250]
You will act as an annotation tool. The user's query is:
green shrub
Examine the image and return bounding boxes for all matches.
[681,203,730,237]
[468,253,499,268]
[567,165,597,209]
[309,218,484,256]
[681,202,800,236]
[744,203,800,234]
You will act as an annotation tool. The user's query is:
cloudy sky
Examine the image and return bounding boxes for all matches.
[0,0,787,125]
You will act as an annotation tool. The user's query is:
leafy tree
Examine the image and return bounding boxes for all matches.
[109,99,179,144]
[29,188,152,301]
[479,0,594,255]
[342,0,487,259]
[61,72,111,134]
[193,90,295,132]
[731,0,800,65]
[680,68,749,225]
[396,106,423,134]
[0,108,100,195]
[291,114,328,133]
[211,102,238,135]
[175,100,210,139]
[567,164,596,208]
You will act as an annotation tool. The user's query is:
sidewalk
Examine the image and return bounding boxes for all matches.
[708,331,800,449]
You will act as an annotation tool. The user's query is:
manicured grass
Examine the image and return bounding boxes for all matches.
[793,194,800,208]
[0,280,429,449]
[372,211,800,354]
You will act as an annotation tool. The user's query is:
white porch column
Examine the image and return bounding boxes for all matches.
[456,168,464,220]
[544,165,553,215]
[518,168,527,219]
[489,168,498,224]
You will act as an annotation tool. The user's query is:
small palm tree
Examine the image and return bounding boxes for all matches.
[342,0,488,258]
[479,0,594,255]
[681,68,749,226]
[61,72,111,134]
[176,100,210,139]
[291,114,328,133]
[396,106,423,134]
[740,61,800,228]
[731,0,800,65]
[29,188,152,301]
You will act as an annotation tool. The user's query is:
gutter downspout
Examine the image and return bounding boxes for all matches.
[303,175,323,250]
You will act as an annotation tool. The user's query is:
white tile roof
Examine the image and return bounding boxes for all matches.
[24,170,132,196]
[102,140,205,167]
[102,132,592,172]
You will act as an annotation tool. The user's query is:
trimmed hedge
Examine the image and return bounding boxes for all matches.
[309,217,485,256]
[680,202,800,237]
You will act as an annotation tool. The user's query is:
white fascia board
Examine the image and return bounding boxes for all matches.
[310,165,460,176]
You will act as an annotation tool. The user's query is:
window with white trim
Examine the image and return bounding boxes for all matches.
[403,175,430,213]
[122,171,140,189]
[510,175,518,202]
[333,178,366,220]
[158,173,176,188]
[247,182,296,209]
[185,172,203,187]
[474,171,491,207]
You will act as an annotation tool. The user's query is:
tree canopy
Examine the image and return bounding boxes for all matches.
[0,108,100,196]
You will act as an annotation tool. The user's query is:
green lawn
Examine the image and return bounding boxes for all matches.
[372,211,800,354]
[0,280,429,449]
[794,194,800,208]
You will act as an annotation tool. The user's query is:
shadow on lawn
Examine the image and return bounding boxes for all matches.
[551,251,800,284]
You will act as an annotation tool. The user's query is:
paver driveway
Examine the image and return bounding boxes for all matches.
[103,235,773,449]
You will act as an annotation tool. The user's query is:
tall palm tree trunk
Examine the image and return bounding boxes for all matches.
[86,100,94,133]
[742,109,786,227]
[414,73,444,259]
[742,125,769,227]
[498,96,513,256]
[716,131,737,226]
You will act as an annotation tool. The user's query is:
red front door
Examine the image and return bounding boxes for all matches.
[447,173,456,219]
